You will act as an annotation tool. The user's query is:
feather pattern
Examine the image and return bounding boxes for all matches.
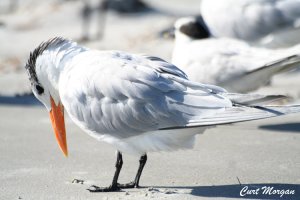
[59,50,231,141]
[27,38,300,155]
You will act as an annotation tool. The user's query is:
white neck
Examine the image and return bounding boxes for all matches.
[175,30,194,44]
[172,31,194,65]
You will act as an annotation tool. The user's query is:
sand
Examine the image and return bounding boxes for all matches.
[0,105,300,200]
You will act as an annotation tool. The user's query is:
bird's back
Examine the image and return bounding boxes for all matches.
[59,50,232,141]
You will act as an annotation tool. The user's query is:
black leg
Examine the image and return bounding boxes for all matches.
[87,151,123,192]
[118,154,147,188]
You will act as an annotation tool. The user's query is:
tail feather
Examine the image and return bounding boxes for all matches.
[189,105,300,126]
[246,55,300,75]
[224,93,288,106]
[160,105,300,130]
[222,55,300,92]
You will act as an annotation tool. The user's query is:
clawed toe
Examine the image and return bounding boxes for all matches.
[117,181,138,189]
[85,152,147,193]
[87,185,121,192]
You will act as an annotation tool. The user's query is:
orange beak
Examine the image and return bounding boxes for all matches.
[49,96,68,157]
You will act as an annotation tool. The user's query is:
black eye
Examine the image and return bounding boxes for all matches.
[35,85,44,95]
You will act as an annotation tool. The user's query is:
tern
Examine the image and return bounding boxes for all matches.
[25,37,300,192]
[172,17,300,93]
[200,0,300,48]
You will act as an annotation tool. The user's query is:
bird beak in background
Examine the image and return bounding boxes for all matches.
[159,26,175,39]
[49,96,68,157]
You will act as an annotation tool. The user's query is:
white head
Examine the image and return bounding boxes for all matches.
[25,37,86,157]
[26,38,83,110]
[174,16,210,42]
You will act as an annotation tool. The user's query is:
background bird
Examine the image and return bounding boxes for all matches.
[200,0,300,48]
[25,37,300,192]
[172,17,300,93]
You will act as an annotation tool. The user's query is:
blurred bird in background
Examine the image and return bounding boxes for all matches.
[171,17,300,93]
[80,0,150,42]
[101,0,149,13]
[80,0,107,42]
[9,0,18,13]
[200,0,300,48]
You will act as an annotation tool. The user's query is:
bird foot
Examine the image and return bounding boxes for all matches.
[117,181,139,188]
[87,184,121,192]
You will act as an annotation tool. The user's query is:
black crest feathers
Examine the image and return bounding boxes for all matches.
[179,16,210,39]
[25,37,68,85]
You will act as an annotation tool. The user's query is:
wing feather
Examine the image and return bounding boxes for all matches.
[60,50,231,139]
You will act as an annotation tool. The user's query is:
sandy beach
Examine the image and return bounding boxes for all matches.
[1,105,300,200]
[0,0,300,199]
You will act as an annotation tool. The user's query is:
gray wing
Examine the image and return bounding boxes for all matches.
[60,51,231,139]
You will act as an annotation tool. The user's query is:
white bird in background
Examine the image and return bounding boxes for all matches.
[25,37,300,192]
[200,0,300,48]
[172,17,300,93]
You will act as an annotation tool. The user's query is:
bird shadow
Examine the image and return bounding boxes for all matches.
[155,183,299,199]
[259,123,300,133]
[0,93,42,106]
